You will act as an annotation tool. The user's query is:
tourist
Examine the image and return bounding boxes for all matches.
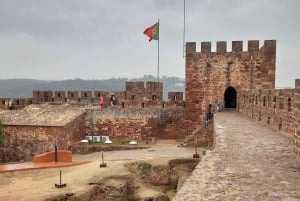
[99,95,104,109]
[110,95,115,106]
[215,99,221,112]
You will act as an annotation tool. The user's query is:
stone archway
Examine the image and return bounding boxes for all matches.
[224,87,237,108]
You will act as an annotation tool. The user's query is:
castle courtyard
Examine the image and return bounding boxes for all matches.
[0,111,299,200]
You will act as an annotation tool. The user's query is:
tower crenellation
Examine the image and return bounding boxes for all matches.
[216,41,227,53]
[248,40,259,52]
[186,40,276,54]
[200,42,211,54]
[232,41,243,52]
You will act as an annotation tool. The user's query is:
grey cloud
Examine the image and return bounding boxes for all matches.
[0,0,299,86]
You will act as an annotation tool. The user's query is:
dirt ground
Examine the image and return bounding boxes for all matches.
[0,140,197,201]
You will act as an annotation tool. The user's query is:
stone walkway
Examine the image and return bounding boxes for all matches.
[173,111,300,201]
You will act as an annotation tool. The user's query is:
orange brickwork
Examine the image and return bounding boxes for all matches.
[33,150,72,163]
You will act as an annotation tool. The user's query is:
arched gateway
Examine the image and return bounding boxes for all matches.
[224,87,237,108]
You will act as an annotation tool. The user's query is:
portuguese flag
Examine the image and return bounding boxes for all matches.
[143,22,159,41]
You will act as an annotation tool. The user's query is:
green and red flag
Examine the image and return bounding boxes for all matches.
[143,22,159,41]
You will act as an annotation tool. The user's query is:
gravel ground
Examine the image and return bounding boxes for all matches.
[0,140,195,201]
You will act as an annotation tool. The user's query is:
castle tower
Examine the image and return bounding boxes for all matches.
[185,40,276,122]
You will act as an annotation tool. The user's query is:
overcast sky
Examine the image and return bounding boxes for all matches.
[0,0,299,87]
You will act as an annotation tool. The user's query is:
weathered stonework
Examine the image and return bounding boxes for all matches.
[185,40,276,122]
[184,39,300,159]
[238,80,300,158]
[0,104,86,162]
[30,81,164,108]
[2,41,299,163]
[185,40,276,147]
[85,107,186,141]
[0,80,186,162]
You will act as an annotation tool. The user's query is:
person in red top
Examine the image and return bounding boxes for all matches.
[99,95,104,109]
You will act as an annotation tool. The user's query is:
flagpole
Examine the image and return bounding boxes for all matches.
[157,19,160,81]
[183,0,186,58]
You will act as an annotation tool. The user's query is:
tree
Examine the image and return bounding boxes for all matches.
[0,119,5,144]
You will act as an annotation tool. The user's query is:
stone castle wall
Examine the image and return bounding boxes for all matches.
[238,79,300,158]
[0,81,183,110]
[0,80,186,163]
[85,107,187,141]
[31,81,165,106]
[184,40,276,147]
[185,40,276,122]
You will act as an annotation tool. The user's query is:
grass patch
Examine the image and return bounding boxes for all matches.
[175,137,185,143]
[88,141,132,146]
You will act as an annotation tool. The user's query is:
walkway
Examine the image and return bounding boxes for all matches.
[173,111,300,201]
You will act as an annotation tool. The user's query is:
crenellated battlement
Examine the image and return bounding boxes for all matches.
[0,81,184,110]
[186,40,276,54]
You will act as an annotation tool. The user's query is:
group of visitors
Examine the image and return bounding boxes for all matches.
[99,95,116,109]
[206,98,223,122]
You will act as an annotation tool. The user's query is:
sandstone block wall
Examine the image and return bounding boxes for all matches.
[0,81,183,110]
[33,91,53,103]
[168,92,184,102]
[0,98,9,109]
[85,108,186,141]
[185,40,276,122]
[295,92,300,158]
[54,90,66,102]
[185,40,276,147]
[0,98,33,110]
[126,81,145,101]
[238,79,300,159]
[0,113,85,163]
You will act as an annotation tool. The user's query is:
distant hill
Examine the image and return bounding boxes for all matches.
[0,75,185,100]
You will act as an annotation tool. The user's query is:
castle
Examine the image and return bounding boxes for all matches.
[185,40,299,159]
[185,40,276,123]
[0,81,186,162]
[0,39,299,163]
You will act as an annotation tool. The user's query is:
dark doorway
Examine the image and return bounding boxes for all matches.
[224,87,237,108]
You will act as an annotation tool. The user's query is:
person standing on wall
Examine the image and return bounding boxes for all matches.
[99,95,104,109]
[215,99,221,112]
[110,95,115,106]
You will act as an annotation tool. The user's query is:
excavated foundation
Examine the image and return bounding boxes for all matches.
[45,158,199,201]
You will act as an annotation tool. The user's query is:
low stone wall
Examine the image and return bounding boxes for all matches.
[33,150,72,163]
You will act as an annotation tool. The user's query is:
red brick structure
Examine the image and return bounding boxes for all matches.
[0,81,185,162]
[185,39,299,159]
[33,150,72,163]
[54,90,66,102]
[33,90,53,103]
[67,91,79,103]
[185,40,276,123]
[18,81,164,109]
[85,108,186,142]
[0,104,85,162]
[3,45,298,162]
[238,79,300,158]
